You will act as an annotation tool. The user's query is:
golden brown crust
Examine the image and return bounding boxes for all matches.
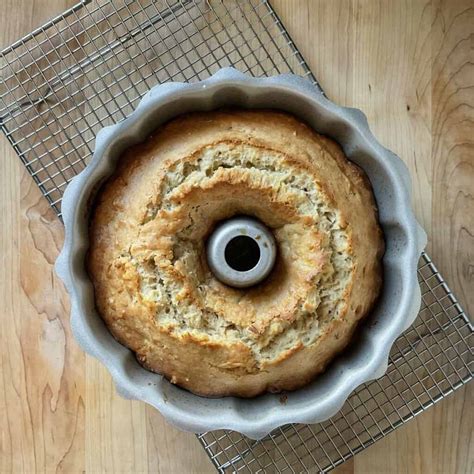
[88,109,384,398]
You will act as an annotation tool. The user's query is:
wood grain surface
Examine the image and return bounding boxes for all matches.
[1,0,472,473]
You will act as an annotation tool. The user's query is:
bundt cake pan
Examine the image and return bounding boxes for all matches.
[55,68,426,439]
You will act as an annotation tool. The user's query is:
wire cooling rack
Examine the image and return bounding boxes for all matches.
[1,1,472,472]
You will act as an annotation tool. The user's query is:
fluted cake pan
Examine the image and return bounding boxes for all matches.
[55,68,427,439]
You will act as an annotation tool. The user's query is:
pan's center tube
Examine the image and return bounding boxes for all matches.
[206,216,277,288]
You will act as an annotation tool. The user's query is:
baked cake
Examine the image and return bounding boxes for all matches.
[88,109,384,397]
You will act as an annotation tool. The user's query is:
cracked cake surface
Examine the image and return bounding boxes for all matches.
[88,109,384,397]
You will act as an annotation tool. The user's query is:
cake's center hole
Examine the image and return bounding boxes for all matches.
[224,235,261,272]
[206,216,276,288]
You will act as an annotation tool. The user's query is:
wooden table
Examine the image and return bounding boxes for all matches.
[1,1,472,472]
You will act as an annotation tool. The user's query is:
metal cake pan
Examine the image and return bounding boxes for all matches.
[55,68,427,439]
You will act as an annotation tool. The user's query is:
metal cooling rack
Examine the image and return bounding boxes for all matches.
[0,1,472,472]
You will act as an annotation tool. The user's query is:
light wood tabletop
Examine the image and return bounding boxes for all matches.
[1,0,472,473]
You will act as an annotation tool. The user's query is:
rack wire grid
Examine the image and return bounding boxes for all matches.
[0,1,472,472]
